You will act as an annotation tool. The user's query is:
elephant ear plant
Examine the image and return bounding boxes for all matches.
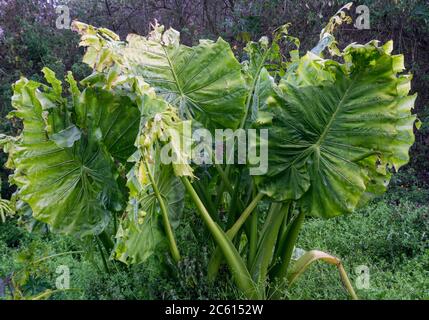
[1,4,418,299]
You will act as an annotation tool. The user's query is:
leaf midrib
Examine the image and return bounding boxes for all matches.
[162,46,184,96]
[282,78,356,171]
[315,79,355,147]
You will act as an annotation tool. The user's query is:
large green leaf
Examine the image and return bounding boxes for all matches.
[6,70,140,236]
[254,41,417,218]
[73,22,247,130]
[75,87,141,162]
[113,92,191,264]
[114,148,185,265]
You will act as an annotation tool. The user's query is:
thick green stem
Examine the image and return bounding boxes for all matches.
[273,203,293,259]
[98,230,114,252]
[248,211,258,268]
[145,160,181,263]
[227,192,264,238]
[215,178,227,210]
[215,164,241,212]
[214,162,248,220]
[215,164,235,195]
[226,171,243,229]
[194,179,220,224]
[181,177,260,299]
[112,211,118,235]
[96,236,110,274]
[338,264,359,300]
[269,209,306,281]
[286,249,359,300]
[250,202,288,285]
[208,192,264,282]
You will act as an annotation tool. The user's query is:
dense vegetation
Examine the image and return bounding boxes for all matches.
[0,181,427,299]
[0,1,427,300]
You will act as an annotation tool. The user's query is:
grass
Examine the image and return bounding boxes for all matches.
[0,177,427,300]
[0,209,236,300]
[287,198,428,300]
